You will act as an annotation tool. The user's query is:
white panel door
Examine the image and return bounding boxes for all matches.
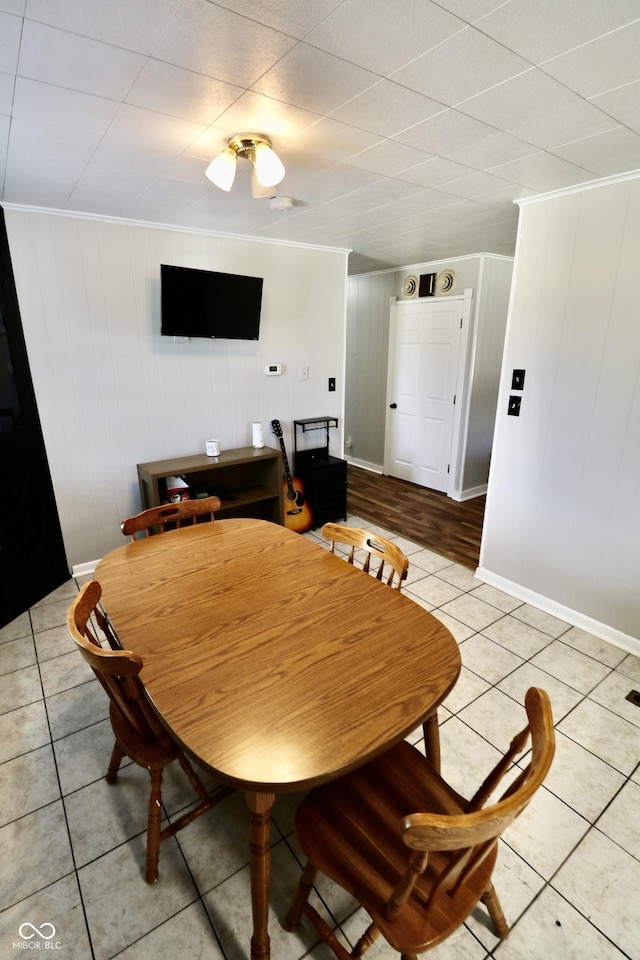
[385,298,463,492]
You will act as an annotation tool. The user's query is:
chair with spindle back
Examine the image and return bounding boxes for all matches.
[321,522,409,589]
[322,522,443,769]
[286,687,555,959]
[121,495,221,540]
[67,580,233,883]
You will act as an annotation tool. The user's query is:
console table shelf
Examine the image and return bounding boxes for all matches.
[137,446,283,525]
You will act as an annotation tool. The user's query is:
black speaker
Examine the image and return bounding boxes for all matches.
[419,273,436,296]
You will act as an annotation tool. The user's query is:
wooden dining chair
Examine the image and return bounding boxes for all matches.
[286,687,555,960]
[121,495,221,540]
[322,521,442,769]
[322,522,409,590]
[67,580,233,883]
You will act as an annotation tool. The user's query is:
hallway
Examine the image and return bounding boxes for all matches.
[347,464,485,568]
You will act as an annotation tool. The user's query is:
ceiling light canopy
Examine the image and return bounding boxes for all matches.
[205,134,285,195]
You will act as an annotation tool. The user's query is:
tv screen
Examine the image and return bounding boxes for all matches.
[160,264,263,340]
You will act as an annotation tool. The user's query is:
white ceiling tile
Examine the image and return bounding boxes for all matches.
[436,170,521,200]
[13,77,119,133]
[285,164,382,206]
[3,170,74,207]
[0,114,9,162]
[161,153,215,186]
[323,178,425,216]
[183,124,238,162]
[391,27,530,105]
[18,20,146,99]
[0,0,25,13]
[66,143,173,207]
[25,0,183,54]
[487,152,595,192]
[0,70,14,115]
[329,81,444,138]
[541,21,640,99]
[347,140,434,177]
[552,127,640,177]
[4,117,101,202]
[305,0,466,74]
[252,43,379,115]
[125,60,244,125]
[101,104,207,153]
[365,189,459,221]
[395,109,497,157]
[126,177,213,218]
[7,116,101,165]
[0,11,22,72]
[214,91,321,142]
[210,0,345,39]
[396,157,478,188]
[153,0,297,89]
[476,0,640,64]
[435,0,506,21]
[283,117,381,166]
[475,182,534,205]
[591,81,640,133]
[443,129,538,169]
[458,69,619,149]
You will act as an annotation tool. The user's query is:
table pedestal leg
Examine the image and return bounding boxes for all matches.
[245,790,276,960]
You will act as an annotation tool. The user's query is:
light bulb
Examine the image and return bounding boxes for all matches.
[205,148,237,191]
[252,142,285,188]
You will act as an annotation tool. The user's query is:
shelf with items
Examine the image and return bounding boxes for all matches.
[136,446,283,525]
[293,416,338,471]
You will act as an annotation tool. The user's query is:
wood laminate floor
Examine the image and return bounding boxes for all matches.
[347,464,485,569]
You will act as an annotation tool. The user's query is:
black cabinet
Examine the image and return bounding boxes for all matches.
[294,418,347,529]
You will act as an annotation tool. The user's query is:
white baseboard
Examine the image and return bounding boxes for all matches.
[344,457,383,474]
[450,484,487,502]
[72,560,99,579]
[475,565,640,657]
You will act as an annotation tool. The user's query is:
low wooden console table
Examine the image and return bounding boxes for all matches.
[136,445,283,524]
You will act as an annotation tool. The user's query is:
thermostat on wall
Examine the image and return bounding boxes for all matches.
[265,363,282,376]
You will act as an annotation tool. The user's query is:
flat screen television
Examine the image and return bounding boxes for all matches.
[160,263,263,340]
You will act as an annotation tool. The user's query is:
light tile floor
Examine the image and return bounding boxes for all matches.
[1,514,639,960]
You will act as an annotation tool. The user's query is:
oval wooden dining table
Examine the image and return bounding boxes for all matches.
[95,517,461,960]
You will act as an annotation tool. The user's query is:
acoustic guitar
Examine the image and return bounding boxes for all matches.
[271,420,313,533]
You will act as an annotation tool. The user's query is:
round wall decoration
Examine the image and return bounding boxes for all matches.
[436,269,457,295]
[402,275,418,297]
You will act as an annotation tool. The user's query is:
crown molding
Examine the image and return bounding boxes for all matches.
[0,203,351,257]
[516,168,640,207]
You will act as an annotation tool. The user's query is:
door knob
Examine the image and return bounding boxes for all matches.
[389,403,397,409]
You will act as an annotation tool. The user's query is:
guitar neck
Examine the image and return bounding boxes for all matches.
[278,438,294,491]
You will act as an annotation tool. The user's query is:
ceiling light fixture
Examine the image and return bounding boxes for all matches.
[205,134,285,195]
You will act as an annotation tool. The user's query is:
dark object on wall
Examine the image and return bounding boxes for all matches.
[419,273,436,296]
[511,369,526,390]
[160,263,263,340]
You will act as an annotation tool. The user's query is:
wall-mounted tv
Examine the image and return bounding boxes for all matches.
[160,264,263,340]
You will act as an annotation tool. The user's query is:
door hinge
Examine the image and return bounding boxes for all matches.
[447,464,450,473]
[460,317,463,328]
[453,394,456,405]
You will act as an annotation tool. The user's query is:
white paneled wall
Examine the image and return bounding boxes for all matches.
[5,209,347,568]
[345,270,396,469]
[479,174,640,650]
